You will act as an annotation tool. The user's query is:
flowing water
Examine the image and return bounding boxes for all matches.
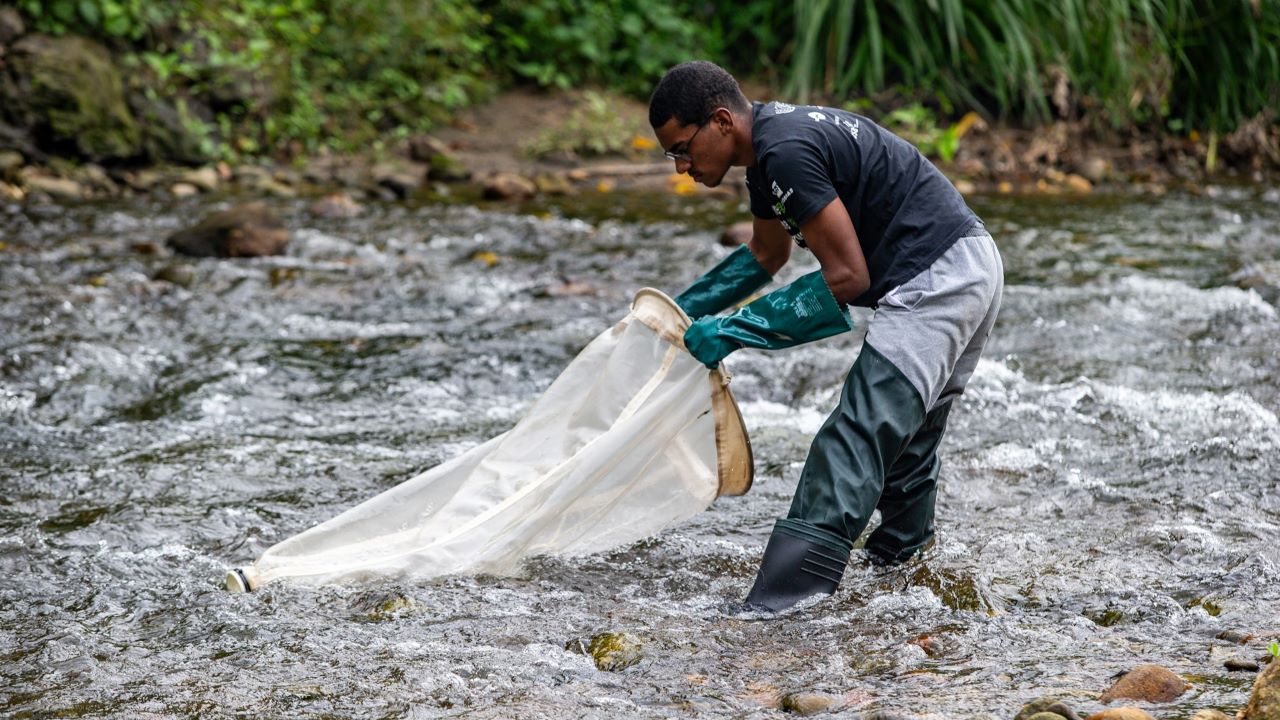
[1,186,1277,719]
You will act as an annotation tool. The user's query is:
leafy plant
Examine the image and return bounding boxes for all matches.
[482,0,706,97]
[873,102,977,162]
[524,91,644,159]
[1269,640,1279,658]
[785,0,1280,133]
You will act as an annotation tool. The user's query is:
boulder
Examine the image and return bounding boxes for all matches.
[1241,654,1280,720]
[166,202,290,258]
[1099,664,1189,704]
[4,35,140,160]
[1190,711,1232,720]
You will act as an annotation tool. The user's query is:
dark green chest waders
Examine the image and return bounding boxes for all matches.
[745,342,936,613]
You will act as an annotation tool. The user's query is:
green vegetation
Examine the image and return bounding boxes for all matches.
[14,0,492,157]
[524,91,647,160]
[7,0,1278,162]
[786,0,1280,132]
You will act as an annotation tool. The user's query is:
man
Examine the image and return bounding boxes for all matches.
[649,61,1004,613]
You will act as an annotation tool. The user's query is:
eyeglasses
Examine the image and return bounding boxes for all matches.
[664,117,711,162]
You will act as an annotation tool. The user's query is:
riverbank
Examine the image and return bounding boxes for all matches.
[4,86,1278,214]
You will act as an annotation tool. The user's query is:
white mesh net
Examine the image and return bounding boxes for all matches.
[227,289,752,590]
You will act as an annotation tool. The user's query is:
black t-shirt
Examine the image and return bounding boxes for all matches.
[745,101,980,307]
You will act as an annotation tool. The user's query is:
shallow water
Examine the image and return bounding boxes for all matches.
[1,186,1277,719]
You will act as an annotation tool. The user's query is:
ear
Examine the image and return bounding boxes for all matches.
[711,107,735,134]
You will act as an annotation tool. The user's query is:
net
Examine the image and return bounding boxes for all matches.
[226,288,752,591]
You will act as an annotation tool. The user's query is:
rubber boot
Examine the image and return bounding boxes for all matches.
[864,400,953,564]
[742,524,850,612]
[782,343,926,553]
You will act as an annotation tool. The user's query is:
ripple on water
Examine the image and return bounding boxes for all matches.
[2,194,1279,718]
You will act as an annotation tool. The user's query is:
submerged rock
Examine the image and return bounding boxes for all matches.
[1191,711,1232,720]
[348,589,416,621]
[780,691,839,716]
[1241,654,1280,720]
[1099,664,1189,703]
[1014,696,1083,720]
[1227,657,1262,672]
[153,264,196,288]
[566,631,644,672]
[167,202,290,258]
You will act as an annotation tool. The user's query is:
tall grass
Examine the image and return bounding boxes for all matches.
[786,0,1280,131]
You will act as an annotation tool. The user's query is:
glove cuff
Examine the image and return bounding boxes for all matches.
[674,245,772,319]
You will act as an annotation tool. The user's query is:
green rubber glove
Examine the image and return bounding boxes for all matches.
[683,270,853,367]
[674,245,772,319]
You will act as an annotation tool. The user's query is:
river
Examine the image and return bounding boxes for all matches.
[1,186,1277,718]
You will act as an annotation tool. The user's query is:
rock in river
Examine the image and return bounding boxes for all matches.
[167,202,290,258]
[1241,654,1280,720]
[566,631,644,672]
[1099,664,1189,703]
[1014,696,1083,720]
[1085,709,1155,720]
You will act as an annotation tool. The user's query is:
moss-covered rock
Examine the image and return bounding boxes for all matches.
[129,93,214,165]
[1241,655,1280,720]
[566,631,644,672]
[4,35,140,161]
[1014,696,1082,720]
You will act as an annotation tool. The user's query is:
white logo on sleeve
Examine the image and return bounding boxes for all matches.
[771,102,796,114]
[808,111,827,123]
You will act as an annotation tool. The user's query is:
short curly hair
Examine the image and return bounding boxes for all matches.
[648,61,751,129]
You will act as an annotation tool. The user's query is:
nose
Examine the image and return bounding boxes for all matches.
[674,157,692,175]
